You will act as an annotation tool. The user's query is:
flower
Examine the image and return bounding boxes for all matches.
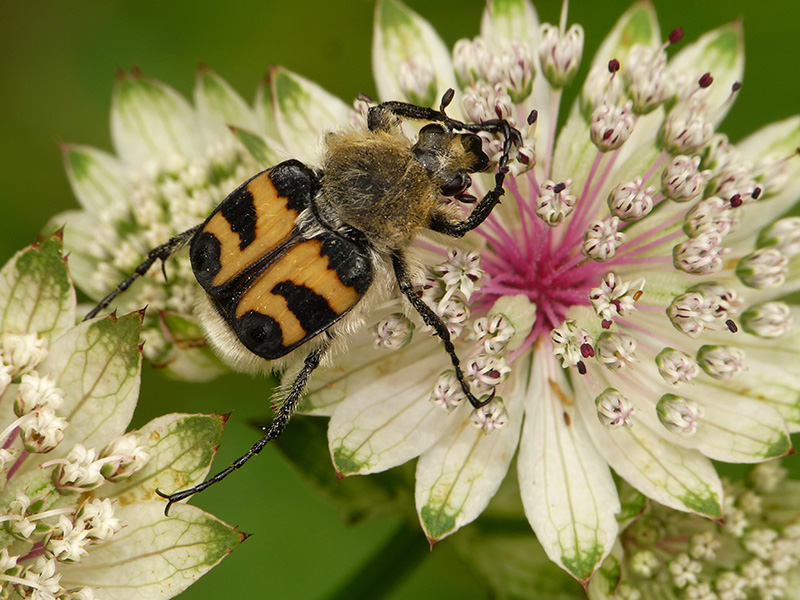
[588,461,800,600]
[298,0,800,585]
[0,234,243,599]
[49,0,800,588]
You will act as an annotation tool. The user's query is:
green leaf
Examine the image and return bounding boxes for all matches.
[59,502,245,599]
[99,413,225,506]
[0,233,75,342]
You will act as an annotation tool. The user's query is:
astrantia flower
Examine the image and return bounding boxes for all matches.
[0,234,242,599]
[588,461,800,600]
[294,0,800,584]
[51,0,800,589]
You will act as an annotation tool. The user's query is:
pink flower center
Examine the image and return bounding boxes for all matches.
[476,175,609,341]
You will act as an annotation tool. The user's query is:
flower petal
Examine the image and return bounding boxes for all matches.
[730,116,800,243]
[59,502,244,599]
[372,0,456,105]
[553,2,660,183]
[326,337,457,476]
[518,351,619,583]
[416,380,522,543]
[99,413,225,505]
[39,311,142,454]
[575,375,723,519]
[668,22,744,125]
[270,66,352,161]
[194,65,258,143]
[298,320,425,417]
[479,0,539,51]
[229,127,285,169]
[62,144,129,214]
[0,234,76,342]
[111,71,200,165]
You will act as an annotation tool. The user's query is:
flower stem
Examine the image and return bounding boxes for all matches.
[324,520,428,600]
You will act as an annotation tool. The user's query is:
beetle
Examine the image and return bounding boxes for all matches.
[84,90,522,512]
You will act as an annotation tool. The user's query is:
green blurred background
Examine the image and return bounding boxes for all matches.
[1,1,799,598]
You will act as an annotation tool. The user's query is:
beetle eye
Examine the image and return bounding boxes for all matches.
[440,172,471,197]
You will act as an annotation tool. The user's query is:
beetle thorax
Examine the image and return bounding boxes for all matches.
[317,131,439,254]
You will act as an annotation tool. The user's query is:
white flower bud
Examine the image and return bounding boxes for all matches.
[583,217,624,261]
[99,433,151,482]
[667,292,717,337]
[590,101,635,152]
[471,313,515,355]
[77,498,122,541]
[14,372,65,417]
[461,82,513,124]
[0,332,48,377]
[435,248,483,300]
[596,331,637,371]
[631,550,660,578]
[683,196,738,237]
[54,444,104,490]
[757,217,800,257]
[46,514,90,563]
[453,38,489,87]
[736,248,788,288]
[658,395,703,436]
[607,177,655,221]
[470,398,509,434]
[537,179,576,226]
[662,155,709,202]
[484,41,535,102]
[673,232,726,274]
[696,345,745,380]
[397,55,437,107]
[656,348,699,385]
[589,273,643,321]
[465,354,511,395]
[551,320,594,368]
[430,370,466,412]
[538,23,584,88]
[662,101,714,154]
[595,388,636,429]
[624,44,670,114]
[741,302,793,338]
[19,406,67,453]
[373,314,415,350]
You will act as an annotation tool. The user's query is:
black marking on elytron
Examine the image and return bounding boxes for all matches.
[235,311,285,360]
[220,187,257,249]
[272,281,339,335]
[318,232,373,294]
[190,231,222,290]
[268,159,320,212]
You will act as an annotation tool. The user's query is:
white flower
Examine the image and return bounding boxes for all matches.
[0,235,243,599]
[295,0,800,586]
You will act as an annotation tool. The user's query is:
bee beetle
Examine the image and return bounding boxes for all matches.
[85,90,522,512]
